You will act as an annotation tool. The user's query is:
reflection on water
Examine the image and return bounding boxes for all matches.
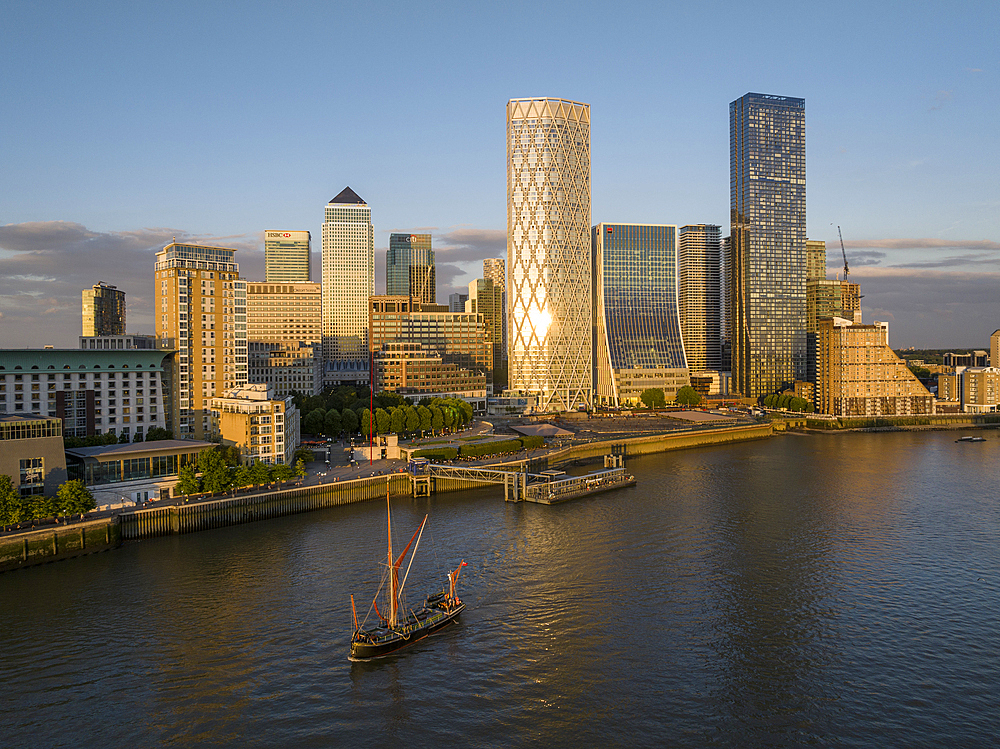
[2,431,999,747]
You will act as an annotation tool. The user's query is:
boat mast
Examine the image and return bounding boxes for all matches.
[387,490,397,628]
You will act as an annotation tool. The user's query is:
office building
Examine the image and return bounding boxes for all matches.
[322,187,374,368]
[82,282,126,337]
[0,349,172,439]
[448,293,468,312]
[374,342,488,409]
[248,341,322,398]
[816,318,934,416]
[730,92,807,398]
[66,439,214,506]
[721,236,731,371]
[155,242,247,439]
[387,233,435,304]
[806,240,827,281]
[678,224,722,372]
[210,383,299,466]
[0,414,67,498]
[466,277,504,385]
[991,330,1000,367]
[264,230,311,283]
[368,296,491,375]
[246,281,321,345]
[592,224,689,407]
[483,258,507,367]
[507,97,592,412]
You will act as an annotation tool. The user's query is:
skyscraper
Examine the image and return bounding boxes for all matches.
[592,224,689,406]
[483,258,507,371]
[678,225,722,372]
[507,97,592,412]
[82,282,125,337]
[730,92,807,398]
[322,187,374,367]
[264,230,311,282]
[387,233,435,304]
[466,277,504,385]
[805,239,827,281]
[155,242,247,439]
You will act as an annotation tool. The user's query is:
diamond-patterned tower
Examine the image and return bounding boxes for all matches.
[507,98,592,412]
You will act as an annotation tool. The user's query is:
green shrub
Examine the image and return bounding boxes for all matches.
[518,435,545,449]
[459,439,523,458]
[412,447,459,460]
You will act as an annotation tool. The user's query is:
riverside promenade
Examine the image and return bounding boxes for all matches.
[1,417,773,570]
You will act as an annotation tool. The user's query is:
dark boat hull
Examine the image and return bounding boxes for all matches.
[350,602,466,661]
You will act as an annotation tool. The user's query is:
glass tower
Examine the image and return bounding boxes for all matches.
[321,187,374,365]
[678,224,722,372]
[507,97,592,412]
[82,282,126,337]
[730,92,807,398]
[592,224,688,406]
[264,230,311,283]
[386,233,435,304]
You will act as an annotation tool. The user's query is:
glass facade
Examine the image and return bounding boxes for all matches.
[507,98,592,412]
[264,230,311,283]
[82,282,126,337]
[321,189,374,365]
[387,234,435,304]
[592,224,687,405]
[678,224,722,372]
[730,92,807,398]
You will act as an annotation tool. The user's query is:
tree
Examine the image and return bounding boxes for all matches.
[217,444,241,467]
[249,460,271,487]
[31,495,60,519]
[675,386,701,407]
[0,475,21,525]
[56,480,96,516]
[198,449,232,493]
[374,391,406,410]
[294,446,315,464]
[376,408,391,435]
[272,464,295,482]
[324,408,342,436]
[390,407,406,435]
[341,407,359,434]
[176,464,200,496]
[360,408,374,439]
[455,399,473,426]
[132,432,145,443]
[144,426,173,442]
[430,406,444,435]
[640,388,666,410]
[405,406,420,435]
[303,408,326,436]
[440,403,455,431]
[417,405,432,435]
[232,464,253,491]
[295,458,306,478]
[118,431,130,443]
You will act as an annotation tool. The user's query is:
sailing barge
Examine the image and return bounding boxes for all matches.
[350,495,466,661]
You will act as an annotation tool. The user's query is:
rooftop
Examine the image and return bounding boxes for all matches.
[65,440,215,460]
[329,186,366,205]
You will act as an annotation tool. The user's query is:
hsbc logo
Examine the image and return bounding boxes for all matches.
[266,232,294,238]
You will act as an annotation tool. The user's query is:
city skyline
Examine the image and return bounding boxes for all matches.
[1,2,997,350]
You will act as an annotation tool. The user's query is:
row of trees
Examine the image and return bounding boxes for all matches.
[174,448,306,496]
[639,386,702,409]
[301,397,473,439]
[64,427,173,449]
[0,477,96,525]
[762,392,815,413]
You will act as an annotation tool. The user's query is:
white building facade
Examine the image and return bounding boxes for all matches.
[507,98,592,412]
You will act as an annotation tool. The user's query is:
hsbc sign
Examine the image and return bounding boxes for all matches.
[265,230,310,241]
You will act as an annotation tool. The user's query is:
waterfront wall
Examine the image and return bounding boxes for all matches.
[119,473,411,540]
[542,423,773,466]
[0,519,121,573]
[801,413,1000,430]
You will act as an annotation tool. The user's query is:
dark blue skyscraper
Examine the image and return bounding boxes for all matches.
[730,92,807,398]
[592,223,689,406]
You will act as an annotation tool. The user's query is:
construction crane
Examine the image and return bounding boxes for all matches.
[838,225,849,281]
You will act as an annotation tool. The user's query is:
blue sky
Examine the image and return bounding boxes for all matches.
[1,0,997,349]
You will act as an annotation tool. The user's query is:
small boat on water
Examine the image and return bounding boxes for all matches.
[350,491,466,661]
[956,435,987,443]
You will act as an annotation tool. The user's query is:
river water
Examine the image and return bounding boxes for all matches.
[2,430,999,747]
